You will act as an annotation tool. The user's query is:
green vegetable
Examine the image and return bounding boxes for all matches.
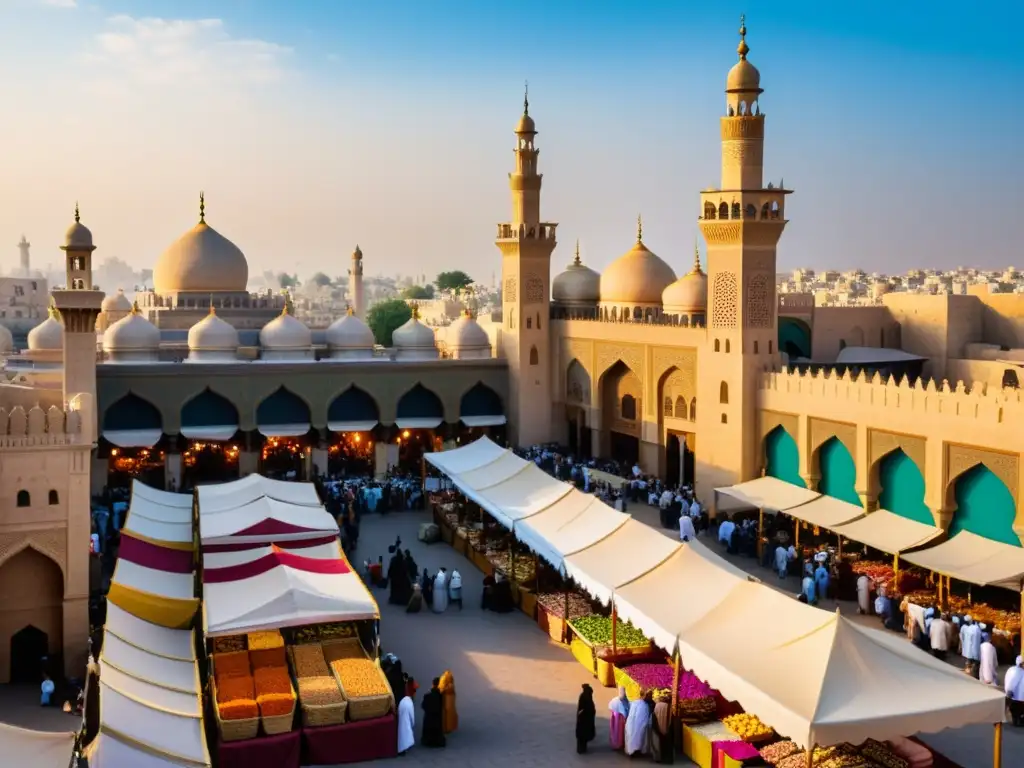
[571,615,648,648]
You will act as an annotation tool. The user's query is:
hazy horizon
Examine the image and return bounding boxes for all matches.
[1,1,1019,284]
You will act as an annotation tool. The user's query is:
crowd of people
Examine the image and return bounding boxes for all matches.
[595,685,674,762]
[383,654,458,755]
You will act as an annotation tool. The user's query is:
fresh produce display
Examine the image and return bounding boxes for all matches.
[214,651,251,681]
[850,561,924,595]
[902,593,1021,635]
[722,713,773,741]
[536,591,592,620]
[297,676,344,706]
[216,676,255,704]
[570,615,648,648]
[760,740,800,764]
[486,551,536,583]
[330,658,391,698]
[212,636,246,653]
[861,739,909,768]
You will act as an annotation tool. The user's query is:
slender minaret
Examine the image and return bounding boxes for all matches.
[697,17,790,490]
[496,85,557,446]
[51,203,104,441]
[17,235,30,276]
[349,245,365,319]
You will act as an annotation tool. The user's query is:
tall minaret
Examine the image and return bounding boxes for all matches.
[51,204,104,441]
[496,85,557,447]
[349,245,365,319]
[697,18,790,491]
[17,235,30,276]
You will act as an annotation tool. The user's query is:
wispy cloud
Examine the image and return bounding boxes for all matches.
[40,0,78,7]
[83,15,292,95]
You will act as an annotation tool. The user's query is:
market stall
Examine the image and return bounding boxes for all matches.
[197,473,323,513]
[459,462,574,530]
[107,558,199,629]
[99,631,202,696]
[198,496,340,548]
[205,540,342,568]
[117,532,195,573]
[424,434,509,475]
[714,476,819,513]
[0,723,74,768]
[103,601,197,661]
[514,491,630,572]
[831,509,942,555]
[130,477,194,509]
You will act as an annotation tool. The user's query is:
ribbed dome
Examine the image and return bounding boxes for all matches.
[662,249,708,314]
[600,221,676,306]
[326,309,374,350]
[0,323,13,354]
[188,307,240,353]
[552,242,600,305]
[393,312,436,349]
[260,308,312,350]
[28,309,63,351]
[102,288,132,312]
[152,197,248,293]
[64,205,94,250]
[447,310,490,349]
[103,305,161,351]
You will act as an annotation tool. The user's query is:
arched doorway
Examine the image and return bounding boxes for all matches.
[817,437,862,506]
[565,360,592,458]
[778,317,812,360]
[666,434,681,487]
[600,361,642,466]
[458,382,506,443]
[764,426,804,487]
[102,393,165,489]
[181,389,241,486]
[396,384,444,471]
[877,449,932,524]
[256,387,312,478]
[1,547,64,684]
[949,464,1020,546]
[328,387,380,477]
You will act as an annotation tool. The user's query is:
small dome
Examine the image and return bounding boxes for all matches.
[259,307,312,350]
[28,309,63,351]
[447,310,490,349]
[326,308,374,350]
[662,261,708,315]
[63,205,93,249]
[552,242,600,305]
[0,323,13,354]
[188,307,240,353]
[103,304,161,352]
[152,195,248,293]
[515,88,536,134]
[393,310,436,349]
[600,219,676,306]
[102,288,132,312]
[727,19,762,94]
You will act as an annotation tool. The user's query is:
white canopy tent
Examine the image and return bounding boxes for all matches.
[424,436,508,475]
[461,463,573,529]
[103,602,196,662]
[715,476,819,512]
[563,519,680,604]
[196,474,323,513]
[123,512,194,548]
[132,479,193,509]
[86,730,208,768]
[831,509,942,555]
[198,496,339,546]
[98,663,201,713]
[611,540,754,653]
[110,560,195,602]
[782,494,866,529]
[0,723,74,768]
[452,451,530,491]
[127,497,193,525]
[104,429,163,448]
[515,491,630,571]
[675,580,1006,749]
[100,632,200,695]
[901,530,1024,591]
[203,540,341,568]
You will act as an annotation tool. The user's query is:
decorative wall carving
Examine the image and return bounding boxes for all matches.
[720,117,765,140]
[0,529,67,581]
[745,272,773,328]
[651,347,697,398]
[524,275,545,303]
[503,277,517,303]
[809,417,857,459]
[701,223,741,245]
[565,360,592,405]
[711,272,738,329]
[759,410,799,443]
[945,444,1019,506]
[867,430,926,478]
[595,343,643,382]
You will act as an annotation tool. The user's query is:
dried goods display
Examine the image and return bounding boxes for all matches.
[254,666,292,696]
[212,636,246,654]
[297,676,344,706]
[850,561,925,595]
[248,630,284,650]
[216,676,255,704]
[330,658,391,698]
[248,630,286,669]
[536,591,592,620]
[760,740,801,764]
[722,713,773,741]
[317,622,356,640]
[485,551,536,583]
[292,643,330,677]
[569,615,648,648]
[214,650,251,681]
[860,739,910,768]
[776,750,810,768]
[219,699,259,721]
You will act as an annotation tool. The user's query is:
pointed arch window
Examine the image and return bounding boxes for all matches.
[719,382,729,404]
[620,395,637,421]
[663,397,672,416]
[16,490,30,507]
[529,345,539,366]
[48,490,59,505]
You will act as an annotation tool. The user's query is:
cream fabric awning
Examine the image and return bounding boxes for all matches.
[112,560,195,601]
[462,464,573,529]
[675,580,1006,748]
[564,519,680,604]
[100,633,200,695]
[715,476,819,512]
[327,420,378,432]
[98,663,200,713]
[197,474,322,512]
[612,540,753,653]
[453,451,529,490]
[395,417,443,429]
[123,513,193,547]
[831,509,942,555]
[424,436,508,475]
[103,603,196,662]
[257,422,309,438]
[460,415,507,427]
[180,425,238,441]
[515,492,630,571]
[198,496,339,545]
[104,428,163,448]
[0,723,74,768]
[127,496,193,525]
[203,541,341,568]
[132,480,193,509]
[86,730,209,768]
[901,530,1024,590]
[787,495,866,529]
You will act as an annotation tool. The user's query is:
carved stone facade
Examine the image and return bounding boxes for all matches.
[595,342,644,382]
[503,277,517,303]
[758,410,799,445]
[945,444,1019,508]
[809,417,857,460]
[868,429,927,477]
[745,273,773,329]
[523,274,545,303]
[711,272,738,329]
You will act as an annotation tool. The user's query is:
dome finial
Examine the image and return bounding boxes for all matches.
[693,238,702,272]
[573,239,581,266]
[737,14,749,60]
[636,214,643,244]
[130,300,140,316]
[74,202,80,223]
[523,80,529,116]
[346,305,354,316]
[209,294,216,316]
[199,191,205,223]
[411,303,420,320]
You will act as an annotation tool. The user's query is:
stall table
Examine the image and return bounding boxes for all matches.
[301,712,398,765]
[218,731,300,768]
[682,721,740,768]
[713,739,760,768]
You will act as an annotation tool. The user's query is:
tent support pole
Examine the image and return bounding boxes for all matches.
[893,553,900,591]
[757,508,764,560]
[671,649,681,712]
[611,605,618,656]
[838,535,843,558]
[993,721,1002,768]
[795,519,800,550]
[937,573,944,608]
[563,576,569,643]
[806,743,816,768]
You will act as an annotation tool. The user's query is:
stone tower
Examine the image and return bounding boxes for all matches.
[51,204,104,441]
[17,234,30,276]
[496,87,558,447]
[697,18,790,492]
[349,245,365,320]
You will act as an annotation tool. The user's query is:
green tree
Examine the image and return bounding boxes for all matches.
[310,272,332,287]
[366,298,412,347]
[435,270,473,293]
[277,272,299,289]
[402,284,434,300]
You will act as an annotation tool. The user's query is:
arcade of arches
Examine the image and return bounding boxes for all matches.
[0,546,65,684]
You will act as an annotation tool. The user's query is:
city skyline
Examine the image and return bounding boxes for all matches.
[0,1,1019,280]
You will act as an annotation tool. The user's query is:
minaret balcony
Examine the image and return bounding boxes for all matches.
[496,222,558,241]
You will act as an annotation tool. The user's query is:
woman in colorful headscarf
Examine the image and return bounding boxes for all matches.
[439,669,458,733]
[651,693,674,764]
[607,686,630,750]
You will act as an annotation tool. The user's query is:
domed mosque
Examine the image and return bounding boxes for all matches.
[661,242,708,325]
[597,215,676,321]
[551,240,600,309]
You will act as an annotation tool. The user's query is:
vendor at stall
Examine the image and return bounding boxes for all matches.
[1005,656,1024,726]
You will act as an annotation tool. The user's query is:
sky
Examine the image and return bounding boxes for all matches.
[0,1,1020,284]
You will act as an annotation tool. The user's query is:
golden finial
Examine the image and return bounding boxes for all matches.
[130,300,140,316]
[411,303,420,320]
[737,14,749,60]
[693,238,702,272]
[573,239,582,266]
[636,214,643,244]
[346,306,354,316]
[208,294,216,316]
[199,191,205,223]
[523,81,529,115]
[74,202,80,223]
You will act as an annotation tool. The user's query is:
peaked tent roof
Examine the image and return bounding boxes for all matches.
[715,476,819,512]
[198,496,338,545]
[424,435,508,475]
[514,491,630,571]
[901,530,1024,590]
[196,474,322,513]
[131,479,193,509]
[831,509,942,555]
[0,723,74,768]
[103,602,196,662]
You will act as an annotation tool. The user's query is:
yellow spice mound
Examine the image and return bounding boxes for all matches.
[330,658,390,698]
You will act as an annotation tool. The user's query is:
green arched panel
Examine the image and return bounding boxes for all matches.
[949,464,1020,547]
[765,426,805,487]
[778,317,812,359]
[878,449,932,525]
[818,437,862,507]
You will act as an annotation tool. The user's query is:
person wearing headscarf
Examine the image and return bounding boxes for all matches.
[439,670,458,733]
[856,574,872,614]
[960,615,982,677]
[624,689,653,757]
[929,611,952,660]
[774,545,789,579]
[432,569,449,613]
[421,568,433,606]
[608,686,630,751]
[448,570,463,610]
[421,678,446,748]
[404,549,418,581]
[814,561,830,602]
[397,681,416,755]
[979,628,998,686]
[651,693,674,764]
[575,683,596,754]
[387,551,411,605]
[1005,656,1024,726]
[801,565,817,605]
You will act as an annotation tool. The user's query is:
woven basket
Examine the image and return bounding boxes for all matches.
[324,638,394,722]
[211,676,259,742]
[299,696,348,727]
[321,637,366,663]
[260,677,297,735]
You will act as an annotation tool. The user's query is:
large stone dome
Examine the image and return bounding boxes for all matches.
[188,307,240,355]
[152,197,248,293]
[600,220,676,306]
[28,309,63,351]
[63,205,94,250]
[103,304,161,357]
[552,242,600,305]
[326,309,374,351]
[446,310,490,359]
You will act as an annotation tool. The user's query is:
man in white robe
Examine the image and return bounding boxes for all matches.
[960,615,982,677]
[397,692,416,754]
[623,696,652,756]
[1005,656,1024,726]
[774,545,789,579]
[432,569,449,613]
[856,574,871,614]
[979,628,998,686]
[678,514,696,542]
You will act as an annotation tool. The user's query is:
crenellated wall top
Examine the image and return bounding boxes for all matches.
[0,403,85,448]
